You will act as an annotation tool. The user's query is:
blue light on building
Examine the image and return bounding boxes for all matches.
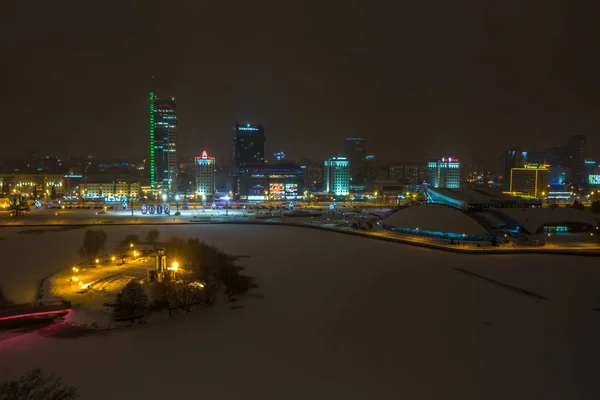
[324,156,350,196]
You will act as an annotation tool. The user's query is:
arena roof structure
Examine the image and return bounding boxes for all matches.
[383,204,491,241]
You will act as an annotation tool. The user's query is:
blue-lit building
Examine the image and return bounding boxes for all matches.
[233,124,266,168]
[427,157,461,189]
[324,156,350,196]
[149,93,178,194]
[233,163,303,201]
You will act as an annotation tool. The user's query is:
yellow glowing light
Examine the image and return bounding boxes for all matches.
[171,261,179,270]
[111,256,115,261]
[78,281,83,286]
[72,276,79,281]
[129,243,134,248]
[72,267,79,273]
[95,258,99,264]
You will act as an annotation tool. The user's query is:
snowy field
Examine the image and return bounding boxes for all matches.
[1,225,600,399]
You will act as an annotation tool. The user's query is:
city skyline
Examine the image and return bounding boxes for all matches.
[2,1,600,163]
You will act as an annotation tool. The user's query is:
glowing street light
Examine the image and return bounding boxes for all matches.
[72,267,79,273]
[162,194,167,202]
[95,258,99,264]
[111,256,116,262]
[171,261,179,270]
[130,243,134,248]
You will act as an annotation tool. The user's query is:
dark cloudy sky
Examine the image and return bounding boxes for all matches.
[1,0,599,164]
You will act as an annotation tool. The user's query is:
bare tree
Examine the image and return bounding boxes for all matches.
[78,229,107,261]
[0,285,13,308]
[121,234,140,248]
[115,281,148,321]
[146,229,160,250]
[0,368,79,399]
[164,236,187,263]
[152,270,205,313]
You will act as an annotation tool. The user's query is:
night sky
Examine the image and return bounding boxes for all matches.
[2,1,599,164]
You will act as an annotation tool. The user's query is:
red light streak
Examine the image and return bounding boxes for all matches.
[0,309,71,322]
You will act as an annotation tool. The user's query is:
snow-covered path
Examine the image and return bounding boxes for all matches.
[0,225,599,399]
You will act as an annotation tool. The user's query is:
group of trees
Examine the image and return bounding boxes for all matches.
[79,229,107,261]
[114,235,256,319]
[78,229,161,264]
[0,369,79,399]
[0,285,12,308]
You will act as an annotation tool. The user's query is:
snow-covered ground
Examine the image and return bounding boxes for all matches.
[1,225,600,399]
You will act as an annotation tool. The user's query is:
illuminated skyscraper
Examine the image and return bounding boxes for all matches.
[510,164,549,198]
[428,157,461,188]
[233,123,266,168]
[149,92,178,193]
[324,156,350,196]
[195,151,215,197]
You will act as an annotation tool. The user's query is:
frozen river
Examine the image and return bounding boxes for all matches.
[0,225,599,399]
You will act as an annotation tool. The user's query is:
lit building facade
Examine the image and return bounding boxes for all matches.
[233,123,266,168]
[344,137,367,191]
[80,182,141,200]
[427,158,461,189]
[233,164,303,200]
[324,156,350,196]
[509,164,549,198]
[149,92,178,193]
[0,174,65,197]
[195,151,216,197]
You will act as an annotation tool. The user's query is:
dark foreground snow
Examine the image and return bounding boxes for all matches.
[0,225,599,399]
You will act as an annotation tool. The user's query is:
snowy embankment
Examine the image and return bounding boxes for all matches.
[0,225,599,399]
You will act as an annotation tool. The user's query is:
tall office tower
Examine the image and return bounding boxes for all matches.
[324,156,350,195]
[194,151,216,197]
[149,92,178,194]
[427,157,461,188]
[502,148,527,189]
[510,164,549,198]
[344,137,367,191]
[233,123,266,168]
[566,134,587,185]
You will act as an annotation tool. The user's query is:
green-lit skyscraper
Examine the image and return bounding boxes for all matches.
[149,92,178,194]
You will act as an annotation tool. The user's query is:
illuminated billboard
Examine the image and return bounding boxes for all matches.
[269,183,285,195]
[589,175,600,185]
[285,183,298,195]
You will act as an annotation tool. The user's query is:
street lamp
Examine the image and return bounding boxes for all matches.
[171,261,179,270]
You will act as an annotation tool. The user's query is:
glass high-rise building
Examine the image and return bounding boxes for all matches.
[149,92,178,194]
[344,137,367,191]
[427,157,461,189]
[324,156,350,196]
[233,123,266,168]
[195,151,215,197]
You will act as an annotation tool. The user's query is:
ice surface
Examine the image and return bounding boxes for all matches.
[0,225,599,399]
